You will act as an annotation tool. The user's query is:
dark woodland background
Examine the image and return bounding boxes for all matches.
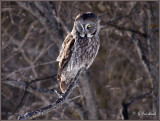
[1,1,159,120]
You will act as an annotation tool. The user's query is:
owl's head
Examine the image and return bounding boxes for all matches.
[73,12,100,38]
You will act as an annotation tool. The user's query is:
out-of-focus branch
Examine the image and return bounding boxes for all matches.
[6,60,57,79]
[2,20,37,67]
[68,101,87,119]
[101,22,147,38]
[130,34,159,119]
[16,1,64,47]
[17,69,83,120]
[2,79,52,104]
[17,81,77,120]
[78,71,99,119]
[130,23,158,120]
[146,3,159,120]
[121,90,152,120]
[34,1,70,35]
[130,34,150,75]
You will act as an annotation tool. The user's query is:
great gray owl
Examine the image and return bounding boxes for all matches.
[56,12,100,93]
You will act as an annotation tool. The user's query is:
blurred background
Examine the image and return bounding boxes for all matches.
[1,1,159,120]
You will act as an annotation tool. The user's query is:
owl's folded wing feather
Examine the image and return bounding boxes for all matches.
[56,33,72,61]
[57,33,75,80]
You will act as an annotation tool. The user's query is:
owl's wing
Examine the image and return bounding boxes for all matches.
[56,33,75,80]
[56,33,73,61]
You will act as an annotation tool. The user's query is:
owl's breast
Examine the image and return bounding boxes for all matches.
[70,36,100,69]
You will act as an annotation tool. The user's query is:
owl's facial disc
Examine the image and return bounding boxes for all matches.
[80,24,85,37]
[76,22,85,37]
[76,20,96,38]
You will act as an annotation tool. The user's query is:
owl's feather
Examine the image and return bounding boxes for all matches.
[57,12,100,93]
[56,33,75,84]
[56,33,74,61]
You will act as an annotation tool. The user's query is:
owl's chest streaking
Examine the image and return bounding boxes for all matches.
[69,35,100,70]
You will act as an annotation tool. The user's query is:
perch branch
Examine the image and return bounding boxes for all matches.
[18,69,83,120]
[18,80,77,120]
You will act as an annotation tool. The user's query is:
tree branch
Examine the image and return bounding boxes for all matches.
[18,69,83,120]
[121,90,152,120]
[78,71,99,119]
[16,1,64,47]
[103,21,148,38]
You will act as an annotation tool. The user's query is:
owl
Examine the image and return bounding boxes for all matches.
[56,12,100,93]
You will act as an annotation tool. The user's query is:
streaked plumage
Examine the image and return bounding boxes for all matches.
[56,12,100,93]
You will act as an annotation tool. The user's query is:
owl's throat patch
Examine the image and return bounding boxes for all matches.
[79,33,93,38]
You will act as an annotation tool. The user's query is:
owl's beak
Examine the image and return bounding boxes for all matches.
[84,32,87,37]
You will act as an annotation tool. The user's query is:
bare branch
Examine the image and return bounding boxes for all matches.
[17,69,83,120]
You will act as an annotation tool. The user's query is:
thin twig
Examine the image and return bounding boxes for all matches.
[6,60,57,78]
[103,22,147,38]
[18,69,83,120]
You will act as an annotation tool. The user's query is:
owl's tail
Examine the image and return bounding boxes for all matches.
[60,81,67,93]
[60,79,73,93]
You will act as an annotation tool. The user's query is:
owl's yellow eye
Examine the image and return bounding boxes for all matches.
[87,25,91,28]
